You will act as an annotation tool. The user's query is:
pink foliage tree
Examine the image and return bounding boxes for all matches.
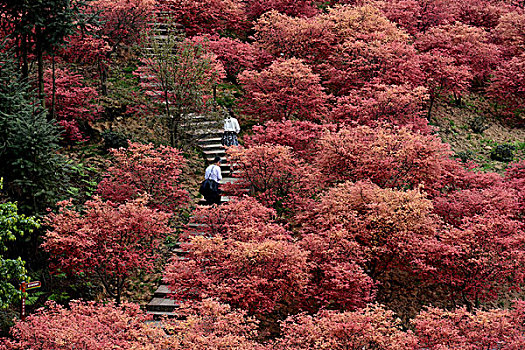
[165,235,310,316]
[162,299,263,349]
[330,84,430,132]
[324,40,424,95]
[494,11,525,57]
[433,183,520,227]
[416,22,501,85]
[244,0,319,20]
[487,53,525,125]
[159,0,248,36]
[89,0,155,54]
[97,141,189,214]
[315,125,452,190]
[302,181,439,280]
[377,0,457,35]
[191,35,272,81]
[421,214,525,308]
[239,58,330,122]
[187,197,289,241]
[274,305,417,349]
[225,144,323,216]
[413,302,525,348]
[505,160,525,214]
[42,197,172,303]
[43,67,100,142]
[244,119,336,162]
[1,301,163,349]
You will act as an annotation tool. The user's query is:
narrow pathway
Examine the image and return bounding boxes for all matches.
[146,116,235,317]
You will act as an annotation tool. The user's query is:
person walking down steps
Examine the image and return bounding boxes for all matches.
[222,108,240,146]
[200,156,222,205]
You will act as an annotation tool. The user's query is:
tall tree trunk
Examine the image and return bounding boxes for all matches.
[51,54,56,119]
[99,61,108,96]
[21,34,29,80]
[427,94,435,121]
[36,27,45,111]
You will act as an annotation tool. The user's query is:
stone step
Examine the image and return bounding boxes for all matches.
[171,247,189,256]
[198,136,222,145]
[153,284,173,298]
[202,149,226,157]
[188,128,223,136]
[200,142,225,149]
[220,177,238,184]
[146,310,177,318]
[146,297,179,312]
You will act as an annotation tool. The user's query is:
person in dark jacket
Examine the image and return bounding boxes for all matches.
[200,156,222,205]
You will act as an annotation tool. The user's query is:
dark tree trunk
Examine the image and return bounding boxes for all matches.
[51,54,56,119]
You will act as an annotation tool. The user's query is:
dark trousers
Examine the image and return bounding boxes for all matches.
[204,180,221,205]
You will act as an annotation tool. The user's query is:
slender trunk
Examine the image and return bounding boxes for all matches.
[51,54,56,119]
[116,280,121,305]
[99,61,108,96]
[21,34,29,80]
[36,27,45,108]
[427,94,435,121]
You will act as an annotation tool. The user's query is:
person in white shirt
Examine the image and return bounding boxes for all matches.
[222,108,240,147]
[201,156,222,205]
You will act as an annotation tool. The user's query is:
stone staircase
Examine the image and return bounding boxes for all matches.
[143,5,241,318]
[146,115,239,317]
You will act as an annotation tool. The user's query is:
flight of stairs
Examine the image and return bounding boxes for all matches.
[146,116,240,317]
[143,6,242,318]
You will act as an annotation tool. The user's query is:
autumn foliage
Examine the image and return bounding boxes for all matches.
[43,67,100,142]
[97,141,189,214]
[238,58,330,122]
[42,197,172,302]
[1,301,163,349]
[4,0,525,346]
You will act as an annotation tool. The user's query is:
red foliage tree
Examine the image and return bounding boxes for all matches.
[452,0,509,29]
[300,225,376,311]
[191,35,272,81]
[253,10,336,65]
[421,214,525,307]
[43,67,100,142]
[505,160,525,214]
[324,40,424,95]
[89,0,155,54]
[413,302,525,348]
[225,145,323,216]
[377,0,457,35]
[165,235,310,316]
[60,30,111,65]
[433,183,520,227]
[418,52,473,117]
[487,53,525,124]
[416,22,501,85]
[97,141,189,214]
[254,5,408,70]
[494,11,525,57]
[315,125,452,190]
[244,0,319,20]
[302,181,439,280]
[238,58,330,122]
[162,299,263,349]
[273,305,417,349]
[187,197,290,242]
[330,84,430,132]
[42,197,172,303]
[160,0,248,36]
[1,300,164,349]
[244,119,336,163]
